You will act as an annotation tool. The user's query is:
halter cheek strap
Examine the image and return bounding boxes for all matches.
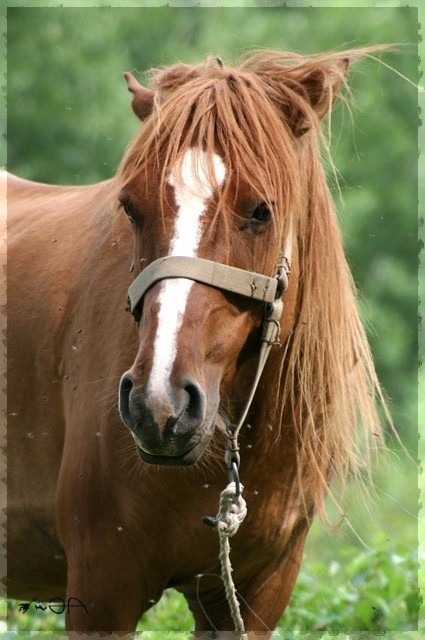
[220,223,293,479]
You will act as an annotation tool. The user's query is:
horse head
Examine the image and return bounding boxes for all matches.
[117,53,349,466]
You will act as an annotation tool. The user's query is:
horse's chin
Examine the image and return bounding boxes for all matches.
[136,434,213,467]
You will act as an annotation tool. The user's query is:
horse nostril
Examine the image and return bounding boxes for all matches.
[184,380,205,421]
[119,372,134,426]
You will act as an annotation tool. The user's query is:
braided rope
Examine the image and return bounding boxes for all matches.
[215,482,248,640]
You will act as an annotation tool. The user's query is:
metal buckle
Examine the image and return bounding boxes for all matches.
[275,256,291,299]
[225,425,240,468]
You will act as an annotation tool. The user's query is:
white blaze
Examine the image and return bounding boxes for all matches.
[147,149,226,397]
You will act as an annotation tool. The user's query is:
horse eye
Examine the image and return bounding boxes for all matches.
[251,202,271,224]
[119,195,137,222]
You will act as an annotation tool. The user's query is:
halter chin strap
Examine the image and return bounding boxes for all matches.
[127,220,293,478]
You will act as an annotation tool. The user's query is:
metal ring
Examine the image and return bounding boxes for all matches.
[229,461,241,499]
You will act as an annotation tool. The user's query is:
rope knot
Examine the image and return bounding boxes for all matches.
[216,482,247,538]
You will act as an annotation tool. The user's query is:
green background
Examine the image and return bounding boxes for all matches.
[5,5,420,636]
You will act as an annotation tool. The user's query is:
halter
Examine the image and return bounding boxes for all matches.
[126,219,293,486]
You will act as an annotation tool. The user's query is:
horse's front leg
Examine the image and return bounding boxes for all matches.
[63,531,151,634]
[241,533,307,639]
[56,475,163,634]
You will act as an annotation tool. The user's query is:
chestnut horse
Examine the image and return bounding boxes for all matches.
[8,49,384,638]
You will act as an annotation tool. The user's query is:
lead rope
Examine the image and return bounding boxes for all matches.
[202,221,293,639]
[216,481,248,639]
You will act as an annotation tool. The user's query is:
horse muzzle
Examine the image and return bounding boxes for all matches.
[118,371,217,466]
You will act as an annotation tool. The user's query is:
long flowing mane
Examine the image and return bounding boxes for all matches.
[116,49,387,521]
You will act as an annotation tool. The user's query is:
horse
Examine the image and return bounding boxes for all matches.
[8,48,385,638]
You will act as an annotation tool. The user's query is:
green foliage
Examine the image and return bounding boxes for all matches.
[279,545,420,635]
[5,599,64,635]
[136,591,193,637]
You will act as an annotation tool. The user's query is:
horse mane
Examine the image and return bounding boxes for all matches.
[116,48,389,522]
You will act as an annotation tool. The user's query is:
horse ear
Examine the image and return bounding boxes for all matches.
[287,57,349,137]
[124,72,155,121]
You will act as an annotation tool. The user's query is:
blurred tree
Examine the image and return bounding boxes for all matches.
[7,6,417,446]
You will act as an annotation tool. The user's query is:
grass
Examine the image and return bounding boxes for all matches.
[279,542,419,635]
